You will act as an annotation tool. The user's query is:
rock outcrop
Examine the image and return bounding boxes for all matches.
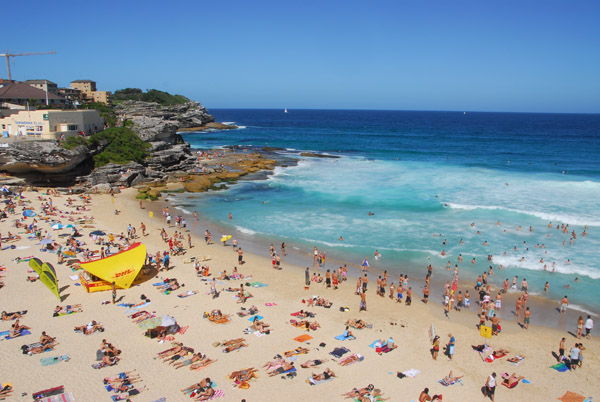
[0,141,89,174]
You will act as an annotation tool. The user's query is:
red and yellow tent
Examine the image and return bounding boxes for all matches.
[79,242,146,292]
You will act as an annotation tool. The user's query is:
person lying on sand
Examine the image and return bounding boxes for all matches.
[166,347,194,365]
[229,368,259,383]
[189,356,216,371]
[53,305,83,316]
[22,341,58,355]
[292,320,321,331]
[237,305,259,317]
[13,319,30,332]
[192,385,215,401]
[103,370,140,384]
[223,340,248,353]
[2,310,26,320]
[285,347,309,357]
[443,370,464,383]
[507,355,525,364]
[502,372,524,388]
[159,343,185,360]
[0,383,13,399]
[294,310,316,319]
[301,358,328,368]
[182,377,212,394]
[109,385,148,401]
[311,368,336,381]
[263,358,286,370]
[74,321,104,335]
[268,361,295,376]
[345,319,370,329]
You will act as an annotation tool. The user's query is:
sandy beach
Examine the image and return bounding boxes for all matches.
[0,187,598,402]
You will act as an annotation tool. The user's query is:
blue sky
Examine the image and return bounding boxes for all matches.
[3,0,599,112]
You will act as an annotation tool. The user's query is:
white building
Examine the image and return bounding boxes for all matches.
[0,109,104,140]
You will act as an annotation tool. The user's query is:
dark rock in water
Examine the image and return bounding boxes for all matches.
[262,147,286,152]
[300,152,340,159]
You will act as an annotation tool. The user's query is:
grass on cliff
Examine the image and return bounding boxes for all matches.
[112,88,190,105]
[61,126,150,167]
[79,102,118,126]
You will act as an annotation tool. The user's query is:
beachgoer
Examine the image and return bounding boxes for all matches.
[485,372,496,401]
[585,315,593,339]
[560,296,569,314]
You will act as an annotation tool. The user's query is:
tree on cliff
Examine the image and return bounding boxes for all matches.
[112,88,190,105]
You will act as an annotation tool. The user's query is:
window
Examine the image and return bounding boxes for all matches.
[68,124,78,131]
[36,126,43,132]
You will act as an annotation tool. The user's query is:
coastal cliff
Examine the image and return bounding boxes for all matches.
[0,99,270,192]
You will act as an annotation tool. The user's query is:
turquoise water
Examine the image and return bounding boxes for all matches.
[177,110,600,314]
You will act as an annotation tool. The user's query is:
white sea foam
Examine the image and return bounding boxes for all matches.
[173,206,193,215]
[492,255,600,280]
[568,304,599,317]
[221,122,236,125]
[445,203,600,227]
[235,225,257,235]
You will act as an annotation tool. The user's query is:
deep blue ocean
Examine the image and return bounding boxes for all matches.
[177,109,600,314]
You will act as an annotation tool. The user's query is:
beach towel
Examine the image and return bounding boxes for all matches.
[178,325,189,335]
[294,334,313,343]
[68,275,79,281]
[508,356,524,366]
[335,334,355,341]
[38,392,75,402]
[249,281,268,288]
[439,378,463,386]
[558,391,588,402]
[41,355,70,366]
[551,362,569,372]
[485,353,506,363]
[368,340,379,349]
[248,315,263,322]
[330,347,350,358]
[177,291,198,298]
[339,353,364,366]
[307,376,334,386]
[54,310,79,317]
[265,302,277,306]
[401,368,420,378]
[3,329,31,340]
[273,366,297,376]
[32,386,65,399]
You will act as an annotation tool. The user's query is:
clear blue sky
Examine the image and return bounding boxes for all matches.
[3,0,599,112]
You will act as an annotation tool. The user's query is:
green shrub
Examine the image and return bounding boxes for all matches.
[91,127,150,167]
[112,88,190,105]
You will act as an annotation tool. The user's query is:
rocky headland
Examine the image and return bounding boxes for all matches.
[0,100,273,194]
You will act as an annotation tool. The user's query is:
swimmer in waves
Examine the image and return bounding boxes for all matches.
[262,201,269,204]
[368,212,374,216]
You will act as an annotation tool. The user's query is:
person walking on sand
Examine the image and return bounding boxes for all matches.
[585,315,593,339]
[111,282,117,304]
[558,337,566,361]
[238,248,244,265]
[485,372,496,401]
[523,307,531,330]
[560,295,569,314]
[305,267,310,288]
[446,334,455,360]
[432,335,440,360]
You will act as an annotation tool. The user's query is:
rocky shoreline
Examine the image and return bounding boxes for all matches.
[0,101,266,193]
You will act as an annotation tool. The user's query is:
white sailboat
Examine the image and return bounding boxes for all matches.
[284,108,288,113]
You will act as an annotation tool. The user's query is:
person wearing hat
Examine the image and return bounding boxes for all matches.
[432,335,440,360]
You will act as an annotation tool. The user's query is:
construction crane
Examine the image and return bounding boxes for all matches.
[0,50,57,81]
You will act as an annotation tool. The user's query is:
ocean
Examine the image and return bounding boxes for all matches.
[176,109,600,315]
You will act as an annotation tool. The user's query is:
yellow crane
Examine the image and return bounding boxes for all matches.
[0,49,57,81]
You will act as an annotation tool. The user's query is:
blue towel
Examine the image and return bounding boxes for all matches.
[335,334,353,341]
[0,330,9,337]
[368,340,379,348]
[522,379,531,384]
[249,315,264,321]
[4,329,31,339]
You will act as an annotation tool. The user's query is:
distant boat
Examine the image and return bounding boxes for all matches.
[463,112,467,115]
[284,108,288,113]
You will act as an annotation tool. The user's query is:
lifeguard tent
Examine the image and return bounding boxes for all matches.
[79,242,147,292]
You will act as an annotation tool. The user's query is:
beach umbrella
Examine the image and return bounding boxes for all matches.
[51,223,64,230]
[65,224,76,228]
[62,250,76,257]
[221,234,232,242]
[89,230,106,236]
[161,315,177,327]
[40,239,54,245]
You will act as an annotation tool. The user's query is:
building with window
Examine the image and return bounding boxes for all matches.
[0,109,104,140]
[70,80,96,97]
[0,82,65,107]
[24,79,58,94]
